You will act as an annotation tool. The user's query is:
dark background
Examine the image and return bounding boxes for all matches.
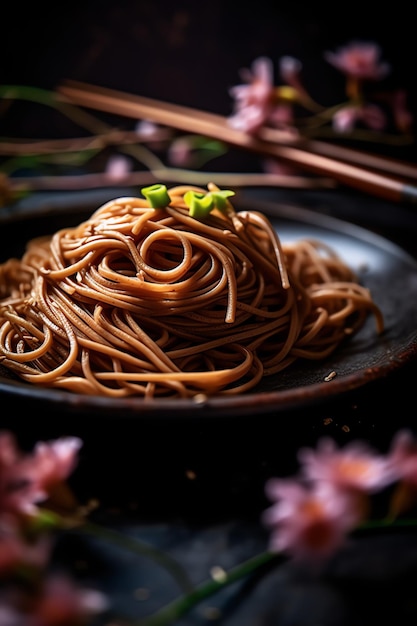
[1,0,416,162]
[1,0,414,100]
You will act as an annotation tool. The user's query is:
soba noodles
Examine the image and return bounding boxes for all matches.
[0,183,384,398]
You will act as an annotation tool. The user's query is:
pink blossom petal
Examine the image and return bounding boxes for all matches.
[387,429,417,486]
[105,154,132,181]
[324,41,390,81]
[391,90,414,133]
[33,437,83,489]
[228,104,269,133]
[0,516,53,574]
[279,56,302,84]
[359,104,387,130]
[263,478,356,560]
[332,107,359,133]
[0,431,19,467]
[298,437,395,493]
[32,574,108,625]
[228,56,277,134]
[135,119,160,139]
[0,433,82,517]
[0,605,22,626]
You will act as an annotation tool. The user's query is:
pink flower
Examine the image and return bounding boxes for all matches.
[267,102,294,128]
[228,56,277,134]
[298,437,395,494]
[385,429,417,517]
[33,574,108,625]
[279,56,303,86]
[231,56,275,105]
[324,41,390,81]
[0,515,52,574]
[0,432,45,515]
[333,103,387,133]
[262,478,356,560]
[0,574,108,626]
[358,104,388,130]
[278,55,317,112]
[104,154,132,182]
[332,106,358,133]
[387,429,417,486]
[391,89,414,133]
[0,516,27,573]
[135,119,161,139]
[0,432,82,517]
[134,120,172,149]
[168,136,195,167]
[0,604,21,626]
[0,432,24,469]
[32,437,82,492]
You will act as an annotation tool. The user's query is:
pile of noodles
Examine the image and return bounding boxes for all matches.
[0,183,384,399]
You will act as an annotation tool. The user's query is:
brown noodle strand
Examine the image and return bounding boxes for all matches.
[0,183,384,398]
[238,210,290,289]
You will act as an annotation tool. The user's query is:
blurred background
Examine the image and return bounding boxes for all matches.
[1,0,416,167]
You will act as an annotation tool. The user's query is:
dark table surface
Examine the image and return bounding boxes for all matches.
[2,184,417,625]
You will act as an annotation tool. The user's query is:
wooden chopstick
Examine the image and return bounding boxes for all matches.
[261,127,417,182]
[58,79,417,205]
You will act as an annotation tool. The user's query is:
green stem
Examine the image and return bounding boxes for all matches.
[34,510,194,594]
[0,85,63,108]
[137,550,277,626]
[35,507,417,626]
[0,85,175,177]
[78,521,195,594]
[119,143,167,171]
[134,517,417,626]
[359,517,417,530]
[0,84,112,135]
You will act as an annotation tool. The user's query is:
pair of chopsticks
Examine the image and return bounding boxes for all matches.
[58,80,417,205]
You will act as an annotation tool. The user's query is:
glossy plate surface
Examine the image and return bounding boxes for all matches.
[1,192,417,418]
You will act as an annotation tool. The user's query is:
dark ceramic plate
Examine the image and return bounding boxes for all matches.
[1,191,417,419]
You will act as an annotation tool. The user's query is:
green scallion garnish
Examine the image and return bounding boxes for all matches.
[141,184,171,208]
[184,188,235,219]
[184,191,214,219]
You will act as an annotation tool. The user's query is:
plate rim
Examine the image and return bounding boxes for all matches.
[1,191,417,417]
